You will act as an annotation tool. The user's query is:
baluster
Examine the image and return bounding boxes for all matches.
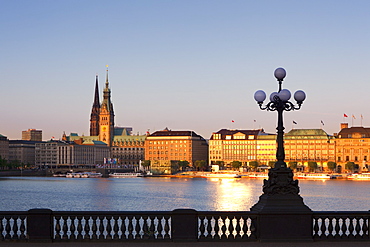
[61,216,68,240]
[105,216,112,240]
[0,216,4,240]
[122,216,128,240]
[234,216,242,240]
[134,216,141,239]
[363,216,369,239]
[156,216,164,239]
[98,216,105,239]
[220,216,227,240]
[19,216,26,240]
[163,215,170,240]
[91,216,98,240]
[4,216,11,239]
[241,216,248,240]
[348,217,355,239]
[84,217,91,240]
[198,216,205,239]
[327,216,334,239]
[12,217,19,240]
[76,216,83,240]
[355,216,362,238]
[148,216,156,239]
[69,216,76,240]
[342,217,349,238]
[127,215,134,240]
[213,216,221,239]
[206,216,213,239]
[54,216,61,240]
[140,215,149,239]
[112,215,119,240]
[334,217,341,239]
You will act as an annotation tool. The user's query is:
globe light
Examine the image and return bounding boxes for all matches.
[269,92,278,102]
[274,67,286,81]
[278,89,291,102]
[254,90,266,103]
[294,90,306,103]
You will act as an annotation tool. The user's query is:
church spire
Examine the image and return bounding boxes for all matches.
[89,74,100,136]
[105,64,109,89]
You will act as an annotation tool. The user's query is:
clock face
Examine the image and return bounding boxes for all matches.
[102,127,107,131]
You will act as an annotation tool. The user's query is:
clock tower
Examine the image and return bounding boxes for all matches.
[99,66,115,146]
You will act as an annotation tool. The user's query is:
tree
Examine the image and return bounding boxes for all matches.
[249,160,259,171]
[194,160,207,171]
[215,161,225,168]
[268,161,275,168]
[327,161,337,172]
[288,161,298,171]
[141,160,151,167]
[231,161,242,170]
[345,162,356,172]
[307,161,318,172]
[0,156,7,170]
[178,160,189,171]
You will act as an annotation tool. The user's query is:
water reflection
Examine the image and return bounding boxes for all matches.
[209,178,254,211]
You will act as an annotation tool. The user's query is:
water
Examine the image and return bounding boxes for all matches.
[0,177,369,211]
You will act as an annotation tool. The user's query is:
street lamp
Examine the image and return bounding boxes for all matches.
[251,68,310,212]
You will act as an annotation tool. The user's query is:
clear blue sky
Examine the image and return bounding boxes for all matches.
[1,0,370,140]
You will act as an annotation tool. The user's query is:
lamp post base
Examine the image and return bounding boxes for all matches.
[250,167,313,242]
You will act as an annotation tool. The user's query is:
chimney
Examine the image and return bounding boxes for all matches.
[340,123,349,130]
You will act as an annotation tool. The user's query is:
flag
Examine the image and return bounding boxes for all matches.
[293,121,297,124]
[344,114,348,117]
[232,120,235,123]
[254,120,256,122]
[352,114,356,119]
[321,120,324,126]
[361,114,363,119]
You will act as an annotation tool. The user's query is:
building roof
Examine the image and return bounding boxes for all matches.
[337,126,370,138]
[149,129,203,139]
[210,129,265,140]
[285,129,332,139]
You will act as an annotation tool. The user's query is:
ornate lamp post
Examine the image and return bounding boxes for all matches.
[251,68,311,214]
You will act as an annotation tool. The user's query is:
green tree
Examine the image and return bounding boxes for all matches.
[178,160,190,171]
[288,161,298,171]
[141,160,151,167]
[231,161,242,170]
[215,161,225,168]
[0,156,7,170]
[249,160,259,171]
[194,160,207,171]
[327,161,337,172]
[345,162,356,172]
[307,161,318,172]
[268,161,275,168]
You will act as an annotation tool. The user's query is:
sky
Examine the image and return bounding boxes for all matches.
[1,0,370,140]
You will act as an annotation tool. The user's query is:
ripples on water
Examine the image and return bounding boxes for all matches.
[0,177,369,211]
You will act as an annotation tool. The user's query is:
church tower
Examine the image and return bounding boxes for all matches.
[90,75,100,136]
[99,66,115,146]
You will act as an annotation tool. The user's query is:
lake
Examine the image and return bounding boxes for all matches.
[0,176,369,211]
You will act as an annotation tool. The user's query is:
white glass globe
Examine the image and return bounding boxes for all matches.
[278,89,291,102]
[294,90,306,102]
[274,67,286,81]
[254,90,266,102]
[269,92,278,102]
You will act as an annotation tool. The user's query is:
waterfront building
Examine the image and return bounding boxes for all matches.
[284,128,335,171]
[209,129,274,167]
[35,140,60,167]
[22,129,42,141]
[8,140,42,166]
[0,134,9,161]
[63,67,146,167]
[335,123,370,171]
[144,128,208,168]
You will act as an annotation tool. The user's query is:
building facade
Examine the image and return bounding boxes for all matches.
[0,134,9,161]
[22,129,42,141]
[144,129,208,167]
[283,129,335,171]
[9,140,42,166]
[335,123,370,171]
[209,129,274,166]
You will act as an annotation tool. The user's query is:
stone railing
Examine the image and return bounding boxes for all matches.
[0,209,369,242]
